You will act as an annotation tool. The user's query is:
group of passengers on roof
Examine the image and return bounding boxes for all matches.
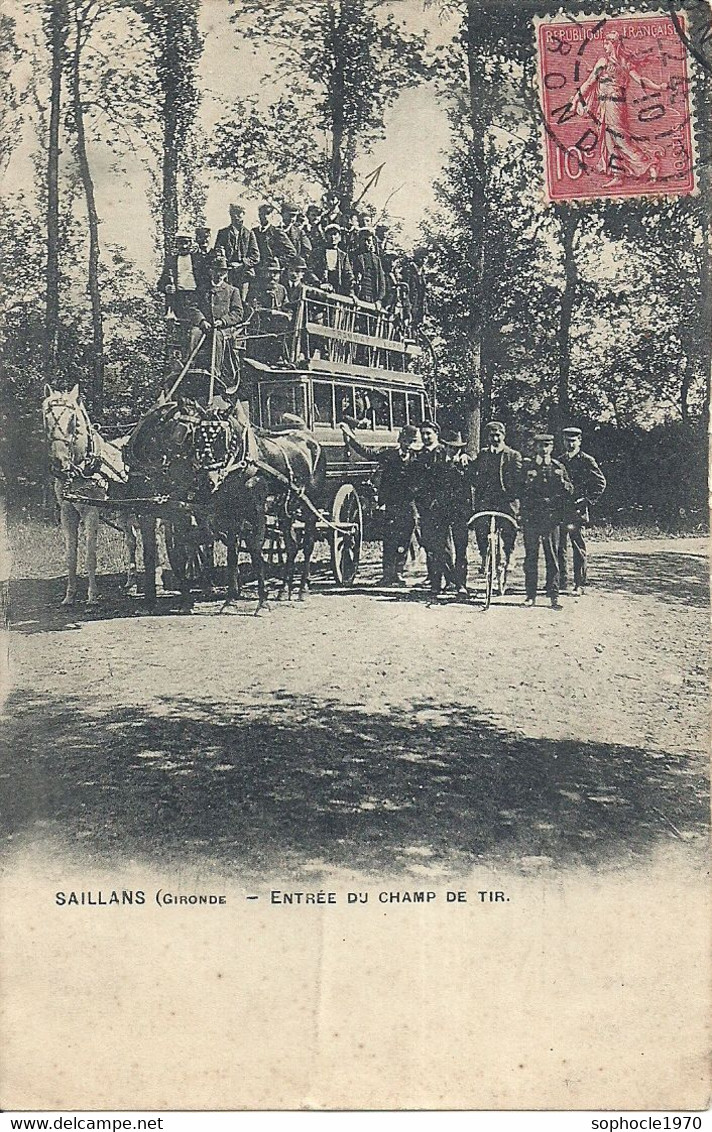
[157,195,429,356]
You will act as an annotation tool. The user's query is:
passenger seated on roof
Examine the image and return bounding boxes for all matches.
[248,259,291,365]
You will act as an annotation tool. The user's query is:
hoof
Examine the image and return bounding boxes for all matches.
[220,600,241,615]
[254,602,271,616]
[61,596,76,607]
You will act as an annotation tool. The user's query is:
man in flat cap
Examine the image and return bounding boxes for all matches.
[413,421,468,600]
[353,228,387,306]
[340,420,422,585]
[281,202,312,265]
[309,223,355,296]
[557,427,607,596]
[253,203,297,281]
[467,420,522,584]
[520,433,573,610]
[214,204,260,300]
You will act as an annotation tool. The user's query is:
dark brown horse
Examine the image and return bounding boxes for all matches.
[124,395,212,611]
[191,407,326,614]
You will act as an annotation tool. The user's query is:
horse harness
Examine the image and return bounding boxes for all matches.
[43,396,127,490]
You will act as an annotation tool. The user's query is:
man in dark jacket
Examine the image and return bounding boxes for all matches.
[340,421,421,585]
[281,202,313,265]
[405,247,429,327]
[557,426,607,595]
[253,203,297,277]
[309,224,355,296]
[468,420,522,577]
[187,250,244,379]
[353,229,386,306]
[521,434,574,610]
[413,421,469,600]
[214,204,260,298]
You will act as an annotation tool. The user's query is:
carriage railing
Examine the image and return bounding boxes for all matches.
[295,287,416,374]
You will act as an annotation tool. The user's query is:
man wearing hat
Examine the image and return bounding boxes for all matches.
[305,204,326,259]
[214,204,260,299]
[308,223,355,296]
[187,249,244,380]
[353,228,387,306]
[281,202,313,265]
[247,258,291,365]
[157,232,202,325]
[253,203,297,279]
[520,434,574,610]
[557,427,606,595]
[468,421,522,581]
[340,420,421,585]
[413,422,468,599]
[194,226,213,290]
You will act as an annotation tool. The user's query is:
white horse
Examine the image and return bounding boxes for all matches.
[42,384,166,605]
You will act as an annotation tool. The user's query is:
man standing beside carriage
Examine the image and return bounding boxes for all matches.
[340,419,421,586]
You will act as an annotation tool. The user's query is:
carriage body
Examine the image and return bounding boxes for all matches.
[241,286,431,582]
[115,286,432,591]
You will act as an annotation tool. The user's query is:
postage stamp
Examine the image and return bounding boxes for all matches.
[536,12,696,202]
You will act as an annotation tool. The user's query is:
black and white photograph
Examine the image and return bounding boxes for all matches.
[0,0,709,1113]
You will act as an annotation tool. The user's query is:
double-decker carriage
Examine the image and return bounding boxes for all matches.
[239,285,432,583]
[122,284,433,603]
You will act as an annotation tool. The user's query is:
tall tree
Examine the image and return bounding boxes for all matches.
[131,0,203,260]
[44,0,69,378]
[210,0,431,210]
[67,0,104,414]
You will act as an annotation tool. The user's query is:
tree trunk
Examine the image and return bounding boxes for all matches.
[463,0,489,454]
[71,5,104,416]
[680,349,695,423]
[46,0,67,378]
[554,204,580,430]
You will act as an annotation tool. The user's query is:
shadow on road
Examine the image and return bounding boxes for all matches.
[2,689,707,877]
[592,550,709,608]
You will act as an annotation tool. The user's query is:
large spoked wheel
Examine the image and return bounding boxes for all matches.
[330,484,363,585]
[164,520,214,588]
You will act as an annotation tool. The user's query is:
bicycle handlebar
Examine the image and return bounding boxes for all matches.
[469,510,519,529]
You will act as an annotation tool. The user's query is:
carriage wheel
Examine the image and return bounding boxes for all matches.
[330,484,362,585]
[164,521,214,588]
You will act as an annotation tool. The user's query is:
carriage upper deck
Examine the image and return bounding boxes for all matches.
[241,285,432,482]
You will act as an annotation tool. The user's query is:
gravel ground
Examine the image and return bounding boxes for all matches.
[1,528,708,881]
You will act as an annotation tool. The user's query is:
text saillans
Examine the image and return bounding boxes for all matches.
[53,889,510,907]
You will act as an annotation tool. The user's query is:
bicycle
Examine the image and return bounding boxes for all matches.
[469,511,519,610]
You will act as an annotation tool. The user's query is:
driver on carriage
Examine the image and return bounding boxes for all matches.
[466,420,522,576]
[186,249,244,387]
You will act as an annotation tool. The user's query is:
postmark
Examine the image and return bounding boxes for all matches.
[535,12,696,202]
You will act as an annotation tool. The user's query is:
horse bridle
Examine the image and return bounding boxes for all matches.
[43,396,100,481]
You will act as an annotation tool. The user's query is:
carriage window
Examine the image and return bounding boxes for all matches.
[261,385,306,428]
[336,385,355,424]
[313,382,334,427]
[391,391,407,428]
[370,388,390,430]
[407,393,424,425]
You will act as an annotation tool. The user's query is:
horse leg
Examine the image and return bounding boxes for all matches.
[84,507,100,604]
[154,519,168,594]
[251,512,270,615]
[221,532,241,614]
[298,517,317,601]
[122,516,138,594]
[282,518,298,601]
[139,516,157,610]
[61,503,80,606]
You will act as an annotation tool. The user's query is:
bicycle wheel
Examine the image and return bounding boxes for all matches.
[495,528,507,596]
[483,534,496,610]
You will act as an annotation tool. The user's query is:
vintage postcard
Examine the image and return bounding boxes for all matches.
[0,0,710,1113]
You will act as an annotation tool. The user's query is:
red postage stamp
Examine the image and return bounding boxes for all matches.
[536,12,696,202]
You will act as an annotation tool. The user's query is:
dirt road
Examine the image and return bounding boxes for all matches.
[2,533,708,882]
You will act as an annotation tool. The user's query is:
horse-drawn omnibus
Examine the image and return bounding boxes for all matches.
[144,284,433,598]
